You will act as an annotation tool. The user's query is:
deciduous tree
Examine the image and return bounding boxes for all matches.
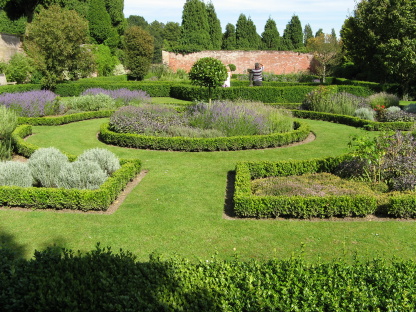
[24,5,94,89]
[341,0,416,92]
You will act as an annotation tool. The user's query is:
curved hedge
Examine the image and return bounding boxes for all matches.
[17,110,114,126]
[99,120,311,152]
[7,124,142,211]
[292,110,415,131]
[234,157,416,219]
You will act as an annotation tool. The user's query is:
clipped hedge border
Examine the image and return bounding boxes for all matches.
[7,124,142,211]
[98,120,310,152]
[17,110,114,126]
[292,110,415,131]
[233,157,416,219]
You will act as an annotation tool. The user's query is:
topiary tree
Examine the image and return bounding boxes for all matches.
[124,26,154,81]
[189,57,227,103]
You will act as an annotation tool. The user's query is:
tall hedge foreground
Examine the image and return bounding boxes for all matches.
[0,245,415,311]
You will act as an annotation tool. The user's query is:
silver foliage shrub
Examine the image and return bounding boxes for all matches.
[28,147,69,187]
[353,107,376,121]
[403,103,416,114]
[0,161,33,187]
[77,148,120,175]
[57,160,108,190]
[63,94,115,112]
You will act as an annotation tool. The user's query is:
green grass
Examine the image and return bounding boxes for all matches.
[2,117,416,262]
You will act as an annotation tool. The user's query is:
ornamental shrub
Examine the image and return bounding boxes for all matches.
[367,92,399,109]
[0,90,59,117]
[403,103,416,113]
[81,88,151,106]
[77,148,120,175]
[63,94,115,112]
[0,106,18,160]
[28,147,69,187]
[353,107,375,121]
[0,161,33,187]
[56,160,107,190]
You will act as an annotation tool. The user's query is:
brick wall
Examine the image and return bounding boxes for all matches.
[162,50,314,74]
[0,33,22,63]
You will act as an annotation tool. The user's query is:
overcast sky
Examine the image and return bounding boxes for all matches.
[123,0,357,36]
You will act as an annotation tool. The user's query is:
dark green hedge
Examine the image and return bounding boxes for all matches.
[169,85,375,103]
[234,157,416,219]
[54,81,172,97]
[0,158,141,211]
[18,110,114,126]
[1,245,415,311]
[0,84,42,94]
[99,121,310,152]
[292,110,415,131]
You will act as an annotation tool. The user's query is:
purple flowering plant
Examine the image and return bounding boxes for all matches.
[0,90,59,117]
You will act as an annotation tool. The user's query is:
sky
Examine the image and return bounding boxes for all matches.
[123,0,358,36]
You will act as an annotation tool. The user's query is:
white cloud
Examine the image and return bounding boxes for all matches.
[123,0,356,33]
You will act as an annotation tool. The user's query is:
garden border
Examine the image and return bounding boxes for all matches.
[98,120,311,152]
[234,157,416,219]
[5,124,142,211]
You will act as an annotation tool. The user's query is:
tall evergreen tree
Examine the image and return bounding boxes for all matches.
[315,28,323,37]
[206,1,222,50]
[236,14,259,50]
[331,28,337,40]
[163,22,181,50]
[104,0,126,36]
[222,23,236,50]
[124,26,154,80]
[148,20,165,63]
[281,15,303,51]
[235,14,250,49]
[303,23,313,46]
[261,17,280,50]
[88,0,113,44]
[127,15,149,29]
[178,0,212,51]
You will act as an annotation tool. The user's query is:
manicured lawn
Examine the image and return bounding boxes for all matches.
[2,116,415,262]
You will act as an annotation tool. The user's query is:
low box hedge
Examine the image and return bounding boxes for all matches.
[17,110,114,126]
[0,158,141,211]
[55,81,172,97]
[234,157,416,219]
[292,110,415,131]
[99,120,310,152]
[8,124,142,211]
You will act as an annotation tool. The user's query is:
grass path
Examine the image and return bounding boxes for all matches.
[1,118,415,261]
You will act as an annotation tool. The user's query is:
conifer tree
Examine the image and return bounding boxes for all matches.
[124,26,154,81]
[88,0,113,44]
[261,18,280,50]
[281,15,303,51]
[235,14,250,49]
[315,28,323,37]
[222,23,236,50]
[178,0,212,51]
[163,22,181,50]
[303,23,313,46]
[206,1,222,50]
[104,0,126,36]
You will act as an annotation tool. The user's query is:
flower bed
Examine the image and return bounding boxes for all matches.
[99,120,310,151]
[233,157,416,219]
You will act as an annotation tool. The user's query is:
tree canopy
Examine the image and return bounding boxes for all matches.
[24,4,94,89]
[261,18,280,50]
[341,0,416,91]
[281,15,303,50]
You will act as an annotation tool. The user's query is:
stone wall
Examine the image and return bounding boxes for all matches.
[0,33,22,63]
[162,50,314,74]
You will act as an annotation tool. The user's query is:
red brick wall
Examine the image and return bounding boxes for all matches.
[162,50,314,74]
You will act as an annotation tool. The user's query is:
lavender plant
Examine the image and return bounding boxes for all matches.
[109,105,185,135]
[353,107,376,121]
[0,90,59,117]
[0,161,33,187]
[81,88,151,106]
